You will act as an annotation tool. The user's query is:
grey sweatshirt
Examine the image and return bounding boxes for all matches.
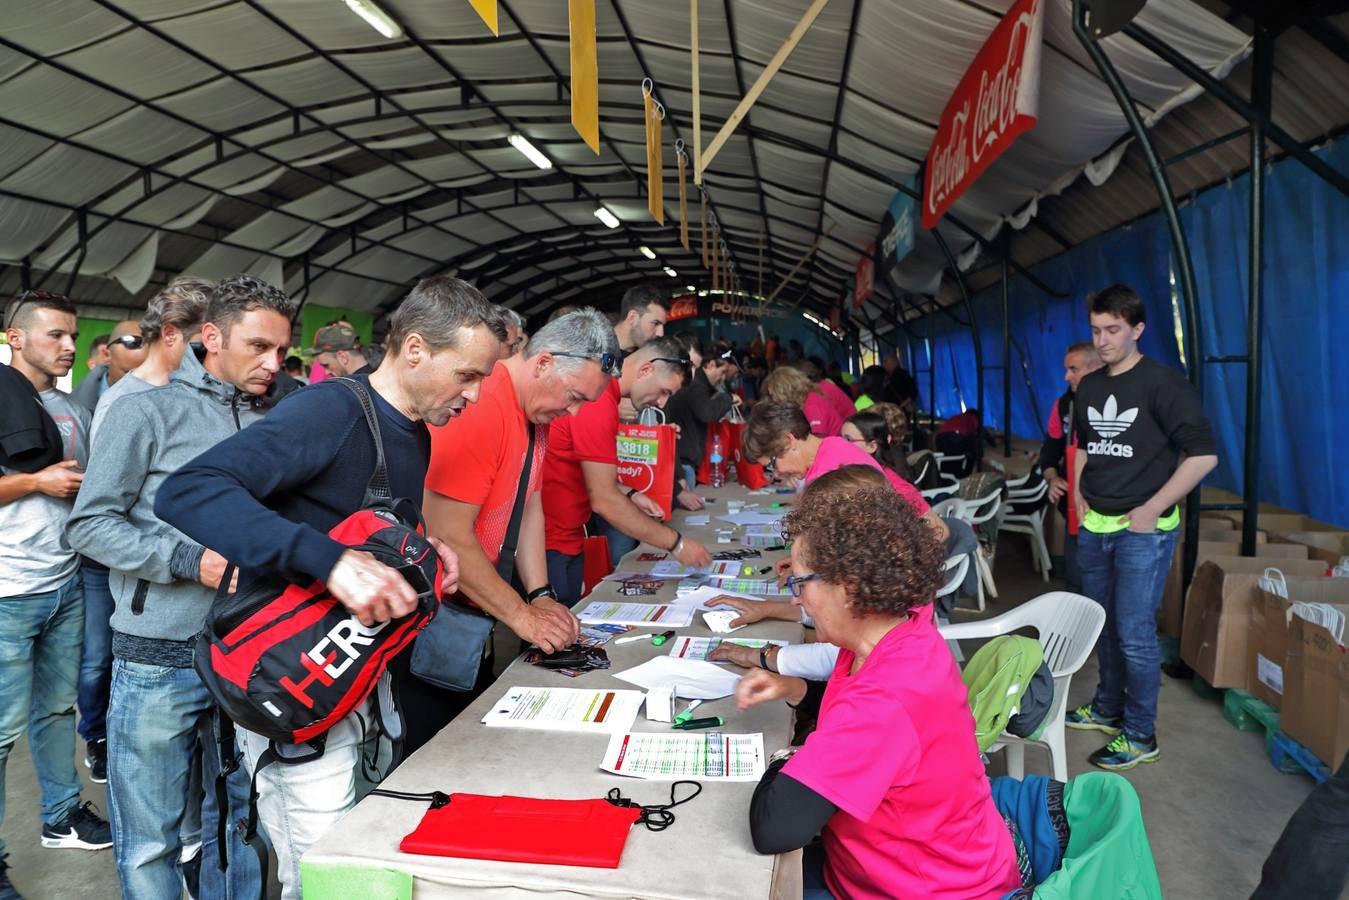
[66,348,266,664]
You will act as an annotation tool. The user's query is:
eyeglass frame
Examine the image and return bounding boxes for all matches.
[649,356,692,370]
[5,289,72,332]
[551,351,621,375]
[108,334,146,351]
[784,573,820,597]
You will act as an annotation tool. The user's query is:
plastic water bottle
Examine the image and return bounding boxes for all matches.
[710,434,725,488]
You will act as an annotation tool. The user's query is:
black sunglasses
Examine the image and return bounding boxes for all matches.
[5,289,71,331]
[108,334,145,350]
[552,351,620,375]
[650,356,692,370]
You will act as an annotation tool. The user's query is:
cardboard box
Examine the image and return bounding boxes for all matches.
[1220,512,1343,536]
[1156,536,1281,639]
[1180,556,1326,688]
[1281,583,1349,766]
[1246,577,1349,712]
[1278,532,1349,567]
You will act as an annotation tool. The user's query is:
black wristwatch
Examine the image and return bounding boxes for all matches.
[525,585,558,605]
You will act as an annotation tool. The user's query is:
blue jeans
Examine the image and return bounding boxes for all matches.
[590,514,638,567]
[1078,527,1179,738]
[77,560,113,743]
[0,572,85,859]
[547,550,586,608]
[681,463,698,492]
[1063,532,1082,595]
[107,659,259,900]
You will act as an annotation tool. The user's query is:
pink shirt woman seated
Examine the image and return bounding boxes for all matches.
[738,472,1021,899]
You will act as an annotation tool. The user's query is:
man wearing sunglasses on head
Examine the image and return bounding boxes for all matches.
[542,337,712,606]
[70,320,148,414]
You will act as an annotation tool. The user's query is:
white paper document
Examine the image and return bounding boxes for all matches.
[666,636,790,662]
[702,610,746,633]
[482,687,643,733]
[649,560,744,579]
[671,585,765,608]
[576,601,696,627]
[600,732,766,781]
[613,656,742,700]
[716,511,783,527]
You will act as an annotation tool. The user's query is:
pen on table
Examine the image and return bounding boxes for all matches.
[651,629,675,646]
[758,566,774,574]
[674,699,703,723]
[672,716,723,730]
[613,633,651,645]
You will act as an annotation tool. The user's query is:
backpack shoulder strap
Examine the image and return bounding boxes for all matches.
[495,424,536,584]
[334,377,391,506]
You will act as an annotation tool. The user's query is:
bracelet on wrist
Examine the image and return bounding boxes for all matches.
[625,486,638,499]
[667,529,683,553]
[524,584,557,605]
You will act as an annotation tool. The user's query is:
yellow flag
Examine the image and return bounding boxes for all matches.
[678,148,689,250]
[569,0,600,154]
[645,92,665,224]
[467,0,498,35]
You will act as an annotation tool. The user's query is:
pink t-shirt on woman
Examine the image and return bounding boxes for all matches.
[803,436,930,514]
[802,391,844,438]
[783,606,1021,900]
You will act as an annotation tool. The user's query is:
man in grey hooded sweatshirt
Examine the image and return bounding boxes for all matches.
[66,274,294,900]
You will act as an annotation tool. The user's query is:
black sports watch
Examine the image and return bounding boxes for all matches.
[525,585,558,605]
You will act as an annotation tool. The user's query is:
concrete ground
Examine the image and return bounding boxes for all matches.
[1,535,1321,899]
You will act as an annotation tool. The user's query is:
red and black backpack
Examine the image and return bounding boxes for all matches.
[194,378,442,747]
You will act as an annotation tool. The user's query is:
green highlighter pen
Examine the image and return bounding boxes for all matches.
[673,716,723,730]
[651,629,675,646]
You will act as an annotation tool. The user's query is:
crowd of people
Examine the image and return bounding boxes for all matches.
[16,273,1318,900]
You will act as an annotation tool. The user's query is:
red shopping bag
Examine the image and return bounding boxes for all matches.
[582,535,612,596]
[616,423,676,519]
[696,420,734,485]
[727,418,770,489]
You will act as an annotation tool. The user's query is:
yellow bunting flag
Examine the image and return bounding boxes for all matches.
[677,144,689,250]
[467,0,498,35]
[644,88,665,224]
[569,0,600,154]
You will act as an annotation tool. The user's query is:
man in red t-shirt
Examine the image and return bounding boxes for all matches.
[543,338,713,605]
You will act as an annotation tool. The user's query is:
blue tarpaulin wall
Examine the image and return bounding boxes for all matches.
[893,139,1349,527]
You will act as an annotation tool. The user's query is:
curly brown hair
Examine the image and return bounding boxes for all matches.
[785,478,944,617]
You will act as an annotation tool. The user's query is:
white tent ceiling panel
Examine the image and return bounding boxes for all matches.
[0,130,58,182]
[156,6,309,70]
[742,106,833,152]
[837,92,933,163]
[248,58,367,108]
[341,116,424,139]
[392,230,473,263]
[115,1,223,22]
[754,142,825,193]
[441,213,519,246]
[157,79,286,133]
[734,1,852,81]
[0,144,136,208]
[385,0,514,40]
[2,3,125,56]
[263,0,401,50]
[0,66,134,136]
[762,183,818,212]
[181,243,283,286]
[0,52,36,84]
[109,231,159,294]
[301,270,390,312]
[74,106,206,165]
[223,211,314,253]
[281,186,368,223]
[636,44,740,98]
[59,28,218,100]
[336,46,459,91]
[430,39,557,82]
[35,215,154,277]
[631,3,731,55]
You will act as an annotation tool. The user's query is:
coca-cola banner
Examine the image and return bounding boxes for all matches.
[922,0,1044,229]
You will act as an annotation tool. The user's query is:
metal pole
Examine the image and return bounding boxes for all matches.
[1072,0,1206,664]
[1242,24,1272,558]
[932,227,985,462]
[1002,231,1013,458]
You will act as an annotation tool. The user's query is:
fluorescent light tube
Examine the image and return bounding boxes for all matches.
[507,133,552,170]
[639,246,657,260]
[342,0,402,39]
[594,206,620,229]
[663,267,678,278]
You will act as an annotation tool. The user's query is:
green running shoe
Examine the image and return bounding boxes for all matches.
[1089,733,1160,771]
[1064,704,1123,735]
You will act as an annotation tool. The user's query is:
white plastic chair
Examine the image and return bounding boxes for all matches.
[931,494,995,611]
[935,553,970,599]
[939,591,1106,782]
[1000,477,1052,582]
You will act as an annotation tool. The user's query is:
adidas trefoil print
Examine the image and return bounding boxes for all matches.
[1087,395,1137,457]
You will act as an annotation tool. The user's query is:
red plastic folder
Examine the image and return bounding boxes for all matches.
[399,793,642,868]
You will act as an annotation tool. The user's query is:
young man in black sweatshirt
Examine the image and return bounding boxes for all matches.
[154,276,505,900]
[1064,284,1217,770]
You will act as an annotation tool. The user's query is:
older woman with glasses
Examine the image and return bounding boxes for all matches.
[740,474,1021,900]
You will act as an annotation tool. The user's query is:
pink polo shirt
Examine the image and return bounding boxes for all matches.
[802,392,844,438]
[783,606,1021,899]
[803,436,930,515]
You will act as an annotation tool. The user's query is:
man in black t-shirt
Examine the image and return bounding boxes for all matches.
[1036,341,1101,592]
[1064,285,1217,771]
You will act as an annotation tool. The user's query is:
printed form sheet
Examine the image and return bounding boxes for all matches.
[600,732,766,781]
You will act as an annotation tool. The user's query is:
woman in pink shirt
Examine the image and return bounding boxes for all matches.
[760,366,843,437]
[738,474,1022,899]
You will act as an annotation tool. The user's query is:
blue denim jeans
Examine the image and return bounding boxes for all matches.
[77,560,114,743]
[1063,532,1082,595]
[546,550,586,608]
[0,572,85,859]
[107,659,259,900]
[802,841,837,899]
[1077,527,1179,738]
